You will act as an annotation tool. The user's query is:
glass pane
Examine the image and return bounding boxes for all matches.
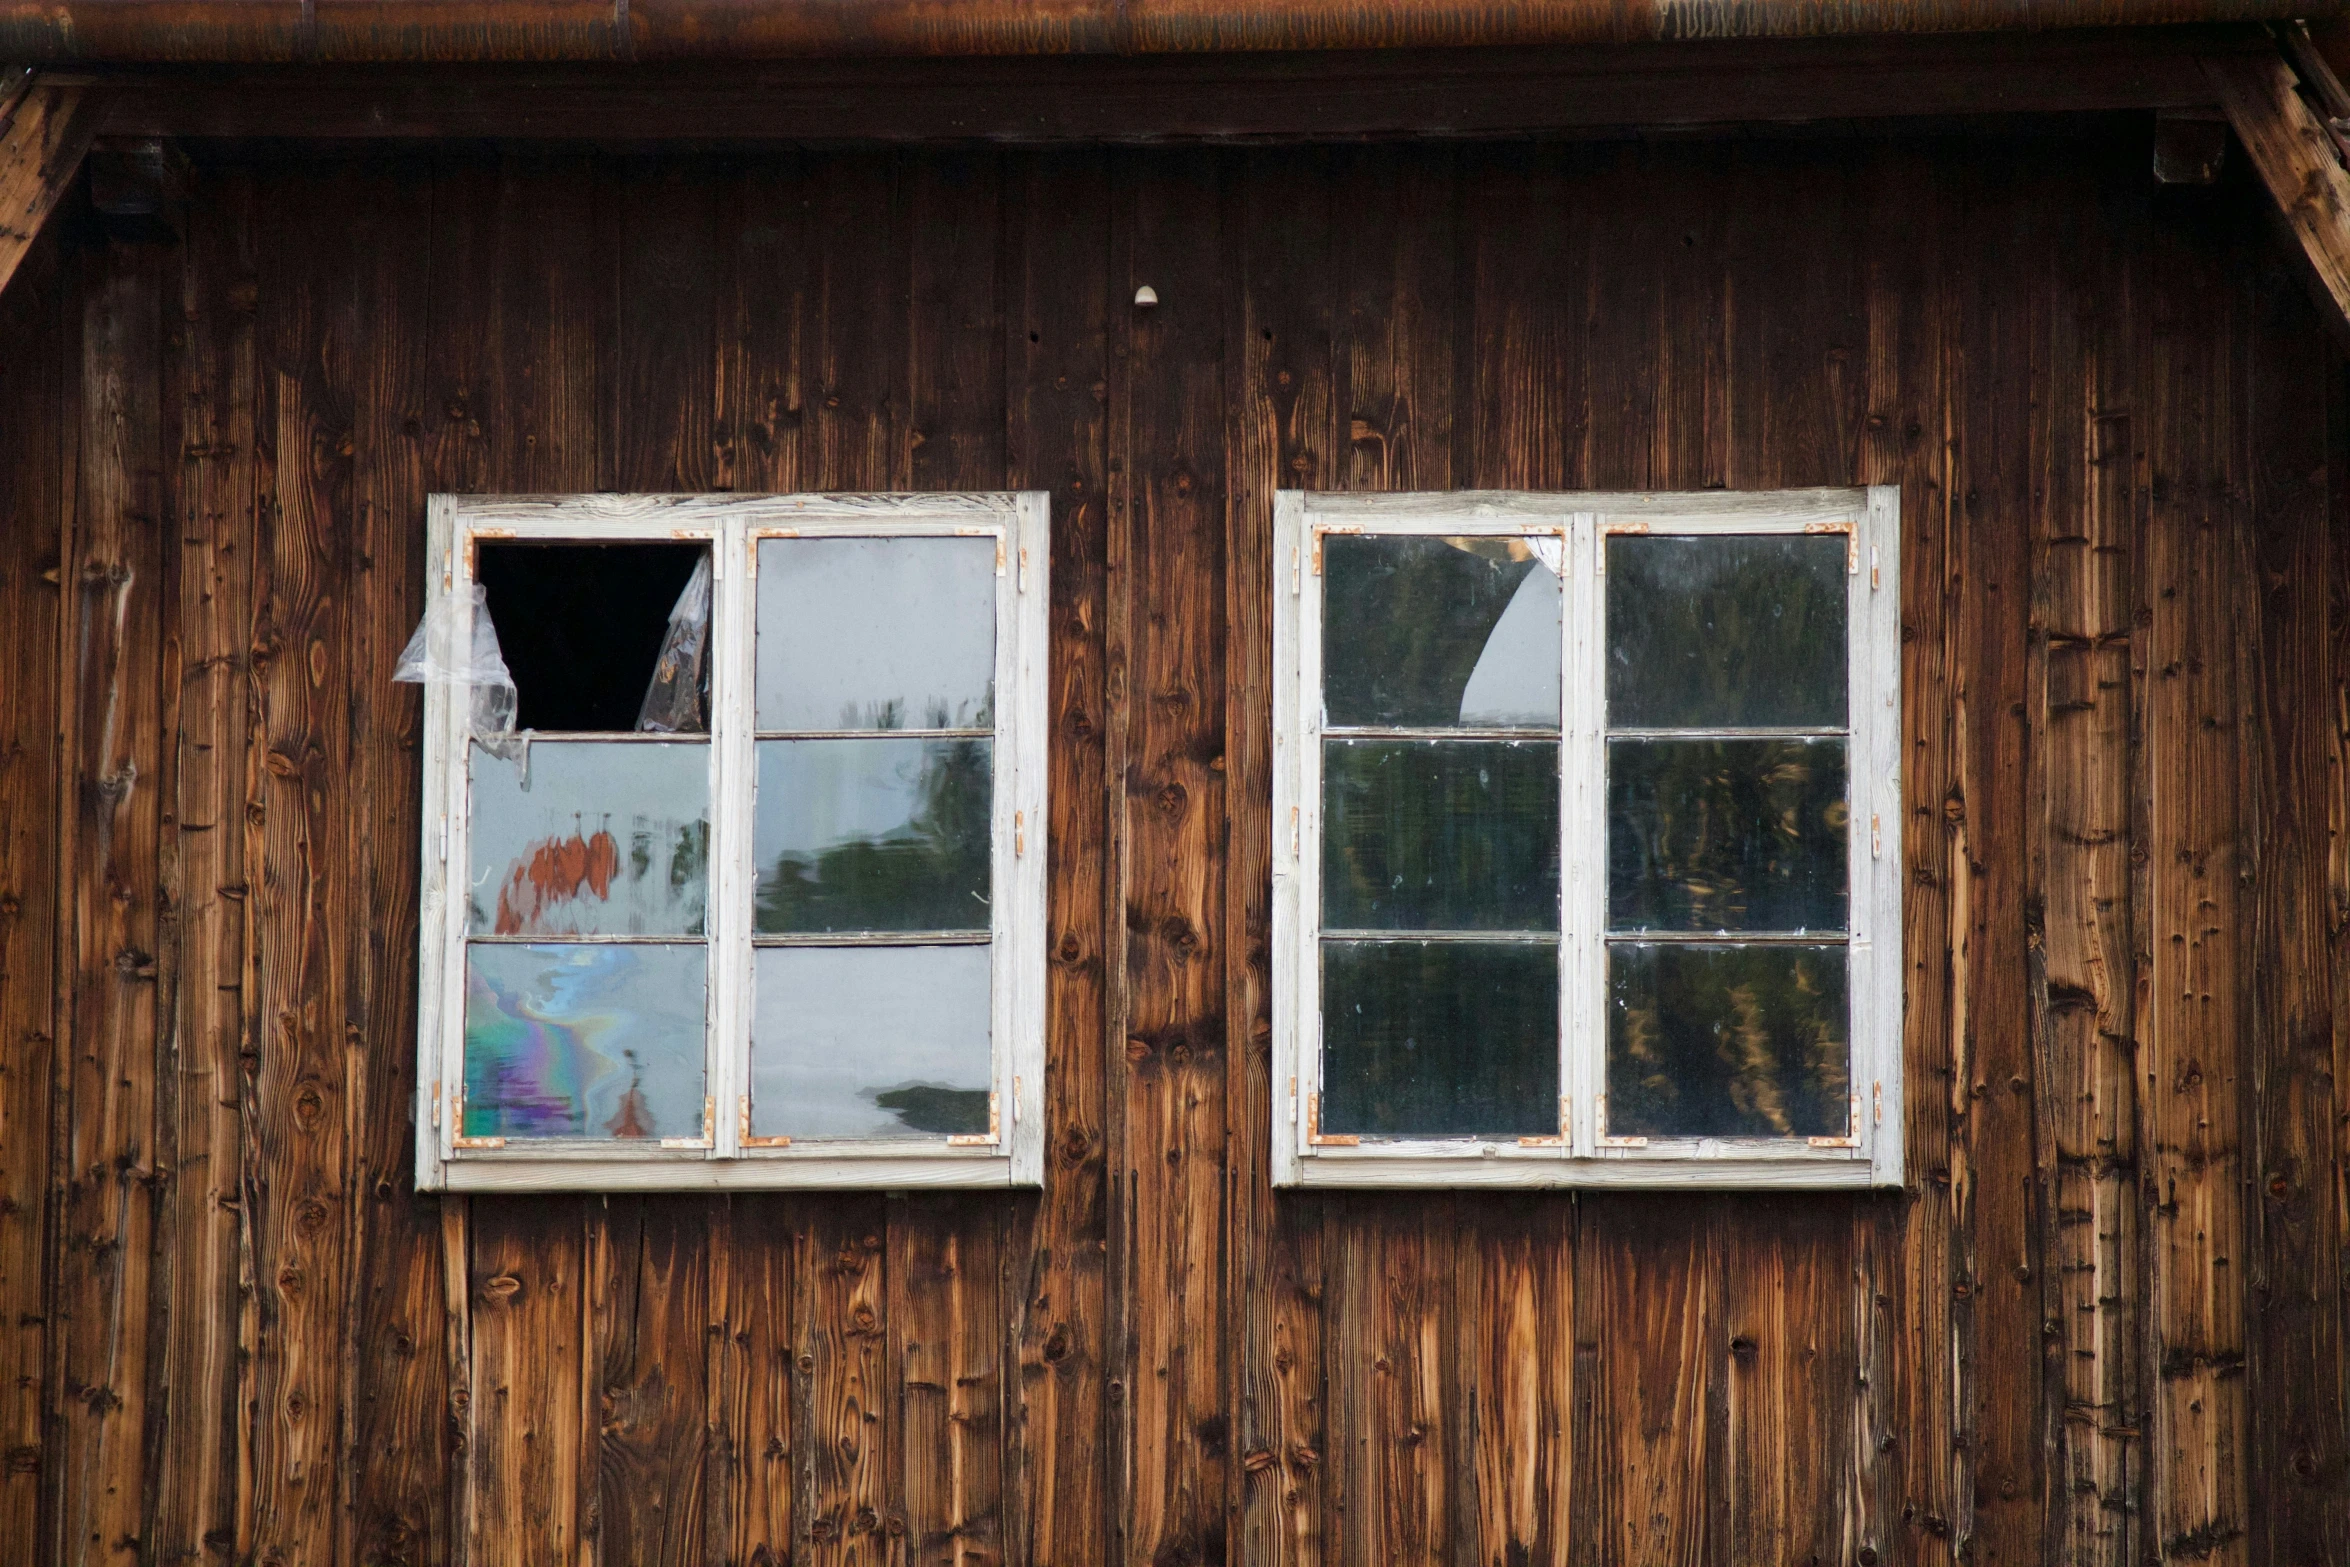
[750,945,992,1140]
[757,535,996,731]
[468,741,709,937]
[1323,535,1561,729]
[1320,940,1558,1138]
[1322,740,1560,931]
[1608,739,1848,933]
[754,737,992,934]
[1606,942,1850,1139]
[462,942,707,1141]
[1607,534,1847,729]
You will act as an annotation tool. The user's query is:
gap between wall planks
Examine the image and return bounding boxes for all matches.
[0,133,2344,1567]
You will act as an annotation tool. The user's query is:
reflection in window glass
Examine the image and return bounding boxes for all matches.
[757,536,996,731]
[750,945,992,1140]
[754,737,992,933]
[1320,940,1558,1137]
[1322,740,1559,931]
[462,942,707,1141]
[1607,534,1846,729]
[1607,738,1848,933]
[1323,535,1561,729]
[468,741,710,937]
[1606,943,1849,1138]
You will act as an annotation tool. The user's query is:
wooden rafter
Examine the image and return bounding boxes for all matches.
[0,73,102,303]
[2208,47,2350,342]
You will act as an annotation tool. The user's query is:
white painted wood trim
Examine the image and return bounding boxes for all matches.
[1274,487,1903,1189]
[412,491,1050,1192]
[1271,494,1306,1186]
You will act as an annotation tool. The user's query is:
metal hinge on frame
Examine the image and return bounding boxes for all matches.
[742,1095,791,1149]
[1807,1093,1867,1150]
[1593,1094,1648,1149]
[1305,1092,1359,1148]
[1517,1095,1569,1147]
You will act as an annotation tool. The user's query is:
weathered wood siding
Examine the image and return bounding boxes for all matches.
[0,126,2343,1567]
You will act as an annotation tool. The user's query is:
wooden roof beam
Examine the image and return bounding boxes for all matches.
[2208,42,2350,345]
[0,73,103,302]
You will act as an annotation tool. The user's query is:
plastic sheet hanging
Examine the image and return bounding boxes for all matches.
[392,582,523,759]
[636,555,712,733]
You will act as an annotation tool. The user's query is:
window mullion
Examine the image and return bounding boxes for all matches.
[1563,511,1604,1157]
[710,515,756,1160]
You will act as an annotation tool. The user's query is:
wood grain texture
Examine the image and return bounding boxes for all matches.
[1228,146,1329,1567]
[54,232,166,1567]
[0,127,2336,1567]
[2028,150,2142,1567]
[1113,146,1232,1567]
[2240,192,2350,1567]
[341,159,448,1567]
[0,81,100,303]
[0,166,65,1558]
[2138,172,2251,1567]
[148,164,254,1567]
[1004,147,1112,1567]
[2207,50,2350,347]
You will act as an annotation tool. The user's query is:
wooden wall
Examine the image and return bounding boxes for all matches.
[0,124,2344,1567]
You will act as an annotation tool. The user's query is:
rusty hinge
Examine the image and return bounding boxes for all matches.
[947,1093,1001,1146]
[1306,1092,1359,1147]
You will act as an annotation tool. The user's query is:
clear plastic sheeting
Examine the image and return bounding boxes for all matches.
[637,555,713,733]
[394,582,520,752]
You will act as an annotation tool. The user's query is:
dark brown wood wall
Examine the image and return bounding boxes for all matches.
[0,124,2343,1567]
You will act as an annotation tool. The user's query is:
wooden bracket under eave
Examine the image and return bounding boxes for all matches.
[0,73,108,305]
[2207,47,2350,350]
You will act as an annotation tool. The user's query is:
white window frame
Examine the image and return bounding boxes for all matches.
[1272,487,1903,1189]
[414,492,1050,1192]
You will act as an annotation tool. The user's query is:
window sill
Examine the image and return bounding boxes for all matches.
[430,1148,1032,1192]
[1278,1145,1892,1190]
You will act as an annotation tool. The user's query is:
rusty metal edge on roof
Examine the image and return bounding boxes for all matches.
[0,0,2343,63]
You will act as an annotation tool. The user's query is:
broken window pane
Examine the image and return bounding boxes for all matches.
[749,944,992,1140]
[1607,738,1848,933]
[1606,534,1846,729]
[757,535,997,731]
[1321,739,1560,931]
[1323,535,1561,730]
[1319,939,1558,1138]
[462,941,707,1141]
[468,740,710,937]
[1606,942,1850,1138]
[476,541,710,733]
[753,736,992,935]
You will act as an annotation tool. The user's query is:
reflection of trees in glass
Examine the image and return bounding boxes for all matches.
[873,1083,991,1135]
[1608,739,1847,932]
[1322,941,1558,1137]
[1607,945,1848,1138]
[756,738,992,932]
[1607,536,1847,727]
[1322,740,1560,930]
[1324,536,1540,726]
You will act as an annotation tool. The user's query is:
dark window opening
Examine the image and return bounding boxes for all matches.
[477,542,707,733]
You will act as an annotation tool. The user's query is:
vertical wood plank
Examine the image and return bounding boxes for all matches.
[1572,1198,1718,1567]
[1939,156,2042,1567]
[54,231,167,1567]
[149,165,256,1567]
[1114,146,1231,1567]
[1003,147,1114,1567]
[1465,1199,1571,1567]
[2138,178,2250,1567]
[2028,150,2142,1567]
[2239,179,2350,1565]
[1229,145,1331,1567]
[801,1214,887,1567]
[717,1198,797,1566]
[1856,137,1962,1567]
[0,173,66,1561]
[341,159,451,1567]
[245,166,361,1567]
